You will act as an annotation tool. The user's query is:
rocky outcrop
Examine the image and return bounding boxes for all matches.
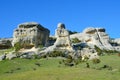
[12,22,50,48]
[111,38,120,51]
[6,52,17,60]
[70,27,114,50]
[43,23,73,52]
[54,23,73,50]
[0,54,6,61]
[0,38,12,49]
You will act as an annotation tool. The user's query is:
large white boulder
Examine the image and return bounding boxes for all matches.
[0,54,6,61]
[70,27,114,50]
[6,52,16,60]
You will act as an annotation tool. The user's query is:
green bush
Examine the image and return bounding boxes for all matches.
[92,58,101,64]
[39,45,44,48]
[48,37,56,41]
[14,42,22,52]
[56,44,69,47]
[72,38,81,43]
[48,50,65,57]
[118,53,120,57]
[94,45,102,55]
[69,30,78,35]
[62,55,82,66]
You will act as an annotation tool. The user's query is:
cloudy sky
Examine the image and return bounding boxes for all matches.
[0,0,120,38]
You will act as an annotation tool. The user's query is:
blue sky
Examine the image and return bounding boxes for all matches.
[0,0,120,38]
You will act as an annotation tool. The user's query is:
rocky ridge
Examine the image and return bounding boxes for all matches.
[0,22,120,61]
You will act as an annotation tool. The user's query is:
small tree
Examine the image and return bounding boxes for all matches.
[92,58,101,64]
[14,42,22,52]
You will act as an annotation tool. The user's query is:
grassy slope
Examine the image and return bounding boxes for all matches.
[0,54,120,80]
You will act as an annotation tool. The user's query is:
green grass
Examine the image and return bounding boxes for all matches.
[0,47,14,55]
[0,54,120,80]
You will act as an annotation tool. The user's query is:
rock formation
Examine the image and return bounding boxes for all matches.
[111,38,120,51]
[12,22,50,48]
[54,23,73,50]
[0,38,12,49]
[70,27,114,50]
[41,23,73,53]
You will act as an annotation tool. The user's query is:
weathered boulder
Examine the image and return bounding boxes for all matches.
[42,23,73,53]
[0,54,6,61]
[112,38,120,51]
[12,22,50,49]
[70,27,114,50]
[83,27,96,34]
[20,51,36,59]
[6,52,16,60]
[89,52,99,60]
[54,23,73,50]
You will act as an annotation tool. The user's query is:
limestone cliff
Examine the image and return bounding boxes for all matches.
[12,22,50,48]
[70,27,114,50]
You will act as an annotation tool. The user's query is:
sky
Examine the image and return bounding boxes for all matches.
[0,0,120,38]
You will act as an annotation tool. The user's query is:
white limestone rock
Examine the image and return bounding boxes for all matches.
[40,23,73,54]
[54,23,73,50]
[0,54,6,61]
[89,52,99,60]
[6,52,16,60]
[12,22,50,48]
[70,27,114,50]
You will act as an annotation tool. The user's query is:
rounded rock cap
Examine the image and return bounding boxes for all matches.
[57,23,65,29]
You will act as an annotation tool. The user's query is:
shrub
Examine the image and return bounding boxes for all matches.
[48,37,56,41]
[14,42,22,52]
[92,58,100,64]
[62,55,82,66]
[39,45,44,48]
[94,45,102,55]
[48,50,65,57]
[56,44,69,47]
[72,38,81,43]
[118,53,120,57]
[69,30,78,35]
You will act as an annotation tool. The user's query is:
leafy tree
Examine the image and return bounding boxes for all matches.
[14,42,22,52]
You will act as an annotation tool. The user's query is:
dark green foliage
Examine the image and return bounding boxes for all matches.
[48,50,66,57]
[39,45,44,48]
[56,44,69,47]
[95,65,113,71]
[61,55,74,66]
[86,63,90,68]
[61,55,83,66]
[103,49,119,54]
[35,62,41,67]
[72,38,81,43]
[92,58,101,64]
[94,45,102,55]
[94,45,119,55]
[14,42,22,52]
[118,53,120,57]
[69,30,78,35]
[48,37,56,41]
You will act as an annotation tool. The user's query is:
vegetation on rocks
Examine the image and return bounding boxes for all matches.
[14,42,22,52]
[48,50,66,57]
[92,58,101,64]
[71,38,81,43]
[94,45,103,55]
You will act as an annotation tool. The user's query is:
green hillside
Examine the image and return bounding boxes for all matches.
[0,54,120,80]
